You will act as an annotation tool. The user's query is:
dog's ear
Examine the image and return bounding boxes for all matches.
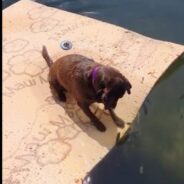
[120,74,132,95]
[125,81,132,94]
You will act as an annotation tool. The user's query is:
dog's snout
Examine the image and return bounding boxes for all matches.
[105,103,116,110]
[104,98,117,110]
[111,101,117,109]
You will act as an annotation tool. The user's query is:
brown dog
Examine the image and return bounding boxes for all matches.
[42,46,132,132]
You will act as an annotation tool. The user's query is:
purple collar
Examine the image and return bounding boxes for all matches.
[91,66,100,84]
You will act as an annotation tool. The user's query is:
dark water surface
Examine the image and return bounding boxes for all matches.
[3,0,184,44]
[83,55,184,184]
[3,1,184,183]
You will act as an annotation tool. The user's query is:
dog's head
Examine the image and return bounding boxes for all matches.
[91,66,132,109]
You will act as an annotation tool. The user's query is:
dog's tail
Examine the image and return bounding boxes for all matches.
[42,45,53,67]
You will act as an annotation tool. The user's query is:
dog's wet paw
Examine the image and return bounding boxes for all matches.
[96,122,106,132]
[114,118,125,128]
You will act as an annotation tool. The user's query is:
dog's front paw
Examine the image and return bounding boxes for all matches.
[114,118,125,128]
[94,121,106,132]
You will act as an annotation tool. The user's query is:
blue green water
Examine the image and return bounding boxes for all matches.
[3,1,184,183]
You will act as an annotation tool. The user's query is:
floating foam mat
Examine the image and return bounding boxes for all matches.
[3,1,184,183]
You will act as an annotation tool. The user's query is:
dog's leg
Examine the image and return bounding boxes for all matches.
[108,109,125,128]
[50,80,67,102]
[78,102,106,132]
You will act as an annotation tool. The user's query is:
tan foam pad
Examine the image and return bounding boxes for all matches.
[3,0,184,183]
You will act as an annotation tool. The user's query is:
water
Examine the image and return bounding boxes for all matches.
[45,0,184,44]
[3,0,184,44]
[3,1,184,183]
[84,55,184,184]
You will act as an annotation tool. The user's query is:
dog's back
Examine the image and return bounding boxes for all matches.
[42,46,96,92]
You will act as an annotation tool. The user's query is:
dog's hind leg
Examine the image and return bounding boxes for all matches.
[49,79,67,102]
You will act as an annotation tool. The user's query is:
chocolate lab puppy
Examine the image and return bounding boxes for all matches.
[42,46,132,132]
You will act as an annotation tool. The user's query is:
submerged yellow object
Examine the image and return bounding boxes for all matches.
[3,1,184,183]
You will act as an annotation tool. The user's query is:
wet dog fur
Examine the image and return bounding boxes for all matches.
[42,46,132,132]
